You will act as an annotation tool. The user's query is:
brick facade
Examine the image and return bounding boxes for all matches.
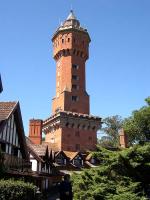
[43,11,102,152]
[29,119,43,144]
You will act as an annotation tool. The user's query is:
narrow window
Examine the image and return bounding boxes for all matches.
[68,38,70,42]
[72,75,79,80]
[72,96,78,102]
[72,84,79,90]
[73,49,76,55]
[72,64,79,69]
[62,39,64,43]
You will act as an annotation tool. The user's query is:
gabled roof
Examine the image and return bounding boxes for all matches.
[26,138,55,163]
[55,151,68,159]
[26,138,44,162]
[0,102,17,122]
[63,151,81,161]
[42,141,60,152]
[85,153,93,161]
[0,101,29,160]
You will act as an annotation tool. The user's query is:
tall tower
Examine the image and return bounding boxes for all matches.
[51,10,90,115]
[43,11,101,152]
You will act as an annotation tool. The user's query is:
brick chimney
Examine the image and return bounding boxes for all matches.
[29,119,43,144]
[119,128,128,148]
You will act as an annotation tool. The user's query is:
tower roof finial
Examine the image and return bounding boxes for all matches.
[67,10,76,20]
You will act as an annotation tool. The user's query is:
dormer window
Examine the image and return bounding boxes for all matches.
[73,154,83,166]
[55,154,66,165]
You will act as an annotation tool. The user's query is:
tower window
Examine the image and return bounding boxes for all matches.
[72,75,79,80]
[76,51,79,56]
[80,52,83,57]
[68,38,70,42]
[62,39,64,43]
[73,49,76,55]
[72,96,79,102]
[72,84,79,90]
[72,64,79,69]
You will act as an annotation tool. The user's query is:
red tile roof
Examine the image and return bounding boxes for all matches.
[0,102,17,122]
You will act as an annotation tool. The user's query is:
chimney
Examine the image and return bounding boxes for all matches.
[119,128,128,148]
[29,119,43,144]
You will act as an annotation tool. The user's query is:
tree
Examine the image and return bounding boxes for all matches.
[99,115,123,147]
[72,144,150,200]
[123,97,150,144]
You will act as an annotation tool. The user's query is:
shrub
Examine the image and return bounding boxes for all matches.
[0,179,37,200]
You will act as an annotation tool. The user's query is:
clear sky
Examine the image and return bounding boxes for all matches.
[1,0,150,135]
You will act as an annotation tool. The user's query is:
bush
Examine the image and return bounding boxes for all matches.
[0,179,37,200]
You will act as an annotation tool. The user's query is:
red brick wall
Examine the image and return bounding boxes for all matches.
[45,126,97,152]
[61,127,97,152]
[52,31,90,115]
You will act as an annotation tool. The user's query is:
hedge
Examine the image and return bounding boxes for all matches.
[0,179,37,200]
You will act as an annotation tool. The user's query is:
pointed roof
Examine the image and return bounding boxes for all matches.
[67,10,76,20]
[0,101,29,160]
[0,102,17,122]
[52,10,90,41]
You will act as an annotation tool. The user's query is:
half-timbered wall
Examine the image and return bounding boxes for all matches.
[0,114,22,158]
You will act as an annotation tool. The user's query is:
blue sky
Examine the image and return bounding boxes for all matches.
[1,0,150,135]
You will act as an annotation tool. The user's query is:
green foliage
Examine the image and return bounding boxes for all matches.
[0,179,36,200]
[123,97,150,144]
[72,144,150,200]
[100,115,123,147]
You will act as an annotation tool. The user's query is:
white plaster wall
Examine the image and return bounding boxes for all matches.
[31,159,37,171]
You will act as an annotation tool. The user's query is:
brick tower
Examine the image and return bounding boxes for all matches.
[43,11,101,152]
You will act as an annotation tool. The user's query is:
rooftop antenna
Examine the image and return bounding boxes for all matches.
[70,4,73,12]
[59,18,61,25]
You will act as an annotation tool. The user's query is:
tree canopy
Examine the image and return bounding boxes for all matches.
[99,115,123,148]
[72,144,150,200]
[123,97,150,144]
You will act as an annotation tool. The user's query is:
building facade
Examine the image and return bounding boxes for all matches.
[0,102,31,174]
